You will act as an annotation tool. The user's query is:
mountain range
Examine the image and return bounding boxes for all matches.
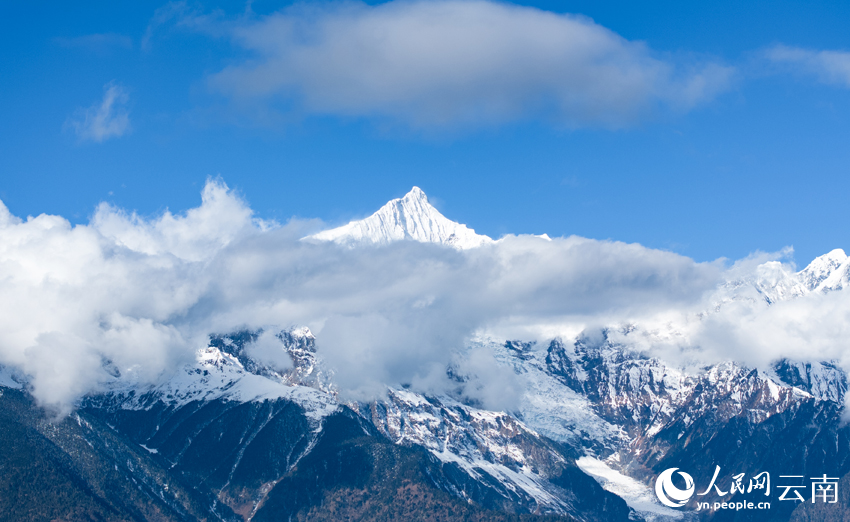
[2,187,849,522]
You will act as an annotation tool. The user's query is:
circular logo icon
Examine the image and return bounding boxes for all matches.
[655,468,695,508]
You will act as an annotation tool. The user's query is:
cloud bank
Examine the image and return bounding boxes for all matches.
[67,82,131,143]
[0,179,725,410]
[2,180,849,413]
[204,0,732,127]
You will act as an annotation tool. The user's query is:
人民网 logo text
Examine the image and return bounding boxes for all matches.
[654,466,840,512]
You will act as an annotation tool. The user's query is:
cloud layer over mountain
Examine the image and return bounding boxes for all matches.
[1,180,848,412]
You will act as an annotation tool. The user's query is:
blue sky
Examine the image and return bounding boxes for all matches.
[2,0,850,265]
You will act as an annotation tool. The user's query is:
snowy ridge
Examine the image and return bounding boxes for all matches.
[90,329,629,518]
[209,327,336,395]
[477,332,842,519]
[772,359,847,402]
[359,388,572,512]
[541,331,814,442]
[718,248,850,305]
[308,187,493,249]
[68,244,850,520]
[798,248,850,293]
[0,364,24,389]
[483,338,627,451]
[348,333,827,519]
[96,342,338,426]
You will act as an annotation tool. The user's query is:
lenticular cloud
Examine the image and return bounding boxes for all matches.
[1,180,847,413]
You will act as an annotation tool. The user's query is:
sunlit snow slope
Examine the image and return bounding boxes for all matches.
[308,186,493,249]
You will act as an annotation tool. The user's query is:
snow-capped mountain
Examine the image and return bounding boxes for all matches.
[797,248,850,294]
[4,261,850,521]
[73,313,846,521]
[719,248,850,305]
[73,279,849,522]
[76,328,632,522]
[308,186,493,249]
[3,186,850,522]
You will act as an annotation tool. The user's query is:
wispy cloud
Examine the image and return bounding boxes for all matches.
[765,44,850,87]
[141,1,228,51]
[67,82,131,143]
[179,0,733,128]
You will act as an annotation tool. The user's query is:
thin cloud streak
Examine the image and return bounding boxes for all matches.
[765,44,850,87]
[67,82,131,143]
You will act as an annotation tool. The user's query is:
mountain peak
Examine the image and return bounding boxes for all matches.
[405,186,426,200]
[308,187,492,249]
[799,248,850,293]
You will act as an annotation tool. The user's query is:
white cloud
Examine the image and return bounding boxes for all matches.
[4,179,849,414]
[0,180,723,412]
[693,291,850,369]
[600,247,850,390]
[245,330,294,373]
[67,82,131,142]
[204,0,733,128]
[91,179,261,261]
[765,45,850,87]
